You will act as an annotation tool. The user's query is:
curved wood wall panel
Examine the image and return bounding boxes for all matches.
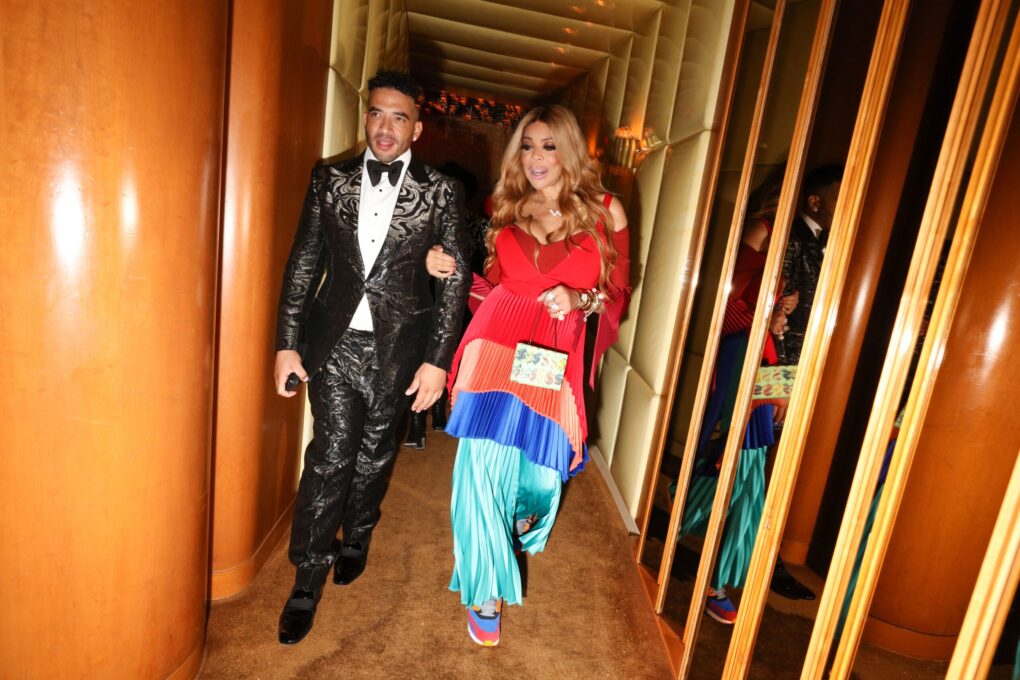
[210,0,332,600]
[782,0,965,566]
[866,97,1020,660]
[0,2,228,677]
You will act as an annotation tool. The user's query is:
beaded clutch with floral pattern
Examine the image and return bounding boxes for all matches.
[510,342,567,391]
[753,365,797,400]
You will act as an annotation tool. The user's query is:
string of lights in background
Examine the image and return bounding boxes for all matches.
[420,89,525,128]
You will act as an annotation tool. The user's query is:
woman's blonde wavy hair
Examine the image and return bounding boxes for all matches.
[485,105,619,293]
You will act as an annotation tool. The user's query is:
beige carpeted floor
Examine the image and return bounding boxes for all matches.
[199,428,672,679]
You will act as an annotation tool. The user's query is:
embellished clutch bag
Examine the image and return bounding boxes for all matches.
[753,365,797,400]
[510,342,567,391]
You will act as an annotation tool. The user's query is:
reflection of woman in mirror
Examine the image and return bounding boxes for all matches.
[678,165,843,624]
[425,105,630,646]
[678,169,795,624]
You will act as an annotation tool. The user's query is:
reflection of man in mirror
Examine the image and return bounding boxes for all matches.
[780,165,844,365]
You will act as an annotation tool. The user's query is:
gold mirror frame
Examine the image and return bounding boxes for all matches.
[827,6,1020,676]
[632,0,1018,675]
[717,0,1020,676]
[646,0,787,618]
[720,0,913,673]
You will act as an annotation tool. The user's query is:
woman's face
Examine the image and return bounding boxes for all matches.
[519,121,563,192]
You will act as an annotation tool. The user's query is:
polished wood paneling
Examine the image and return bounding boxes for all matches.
[0,2,229,677]
[211,0,332,599]
[783,0,961,568]
[817,0,1018,669]
[865,42,1020,659]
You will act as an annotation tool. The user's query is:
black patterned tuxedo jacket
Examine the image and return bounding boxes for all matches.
[781,217,827,365]
[275,153,471,389]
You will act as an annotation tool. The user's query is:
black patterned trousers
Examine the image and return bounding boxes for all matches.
[289,328,412,591]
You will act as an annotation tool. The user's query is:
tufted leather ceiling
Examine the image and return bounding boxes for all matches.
[405,0,666,105]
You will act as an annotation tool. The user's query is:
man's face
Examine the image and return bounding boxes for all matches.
[364,87,422,163]
[808,180,842,230]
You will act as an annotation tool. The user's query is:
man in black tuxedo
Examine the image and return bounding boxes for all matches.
[769,164,843,602]
[273,70,470,644]
[779,164,843,366]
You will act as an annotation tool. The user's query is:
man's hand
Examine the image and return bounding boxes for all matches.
[274,350,308,397]
[779,291,799,314]
[426,245,457,279]
[405,362,447,412]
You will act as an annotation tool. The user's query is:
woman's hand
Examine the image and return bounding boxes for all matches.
[426,245,457,279]
[774,400,789,424]
[537,285,580,321]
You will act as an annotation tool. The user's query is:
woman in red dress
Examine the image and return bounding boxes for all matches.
[427,105,630,646]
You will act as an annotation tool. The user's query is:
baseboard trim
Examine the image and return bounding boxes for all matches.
[780,540,810,564]
[862,614,957,661]
[589,445,640,534]
[164,639,204,680]
[209,498,295,600]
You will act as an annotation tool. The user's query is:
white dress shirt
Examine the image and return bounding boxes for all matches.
[800,212,823,238]
[348,147,412,331]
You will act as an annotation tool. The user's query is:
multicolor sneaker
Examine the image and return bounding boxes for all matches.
[513,514,539,555]
[467,600,502,647]
[705,587,738,624]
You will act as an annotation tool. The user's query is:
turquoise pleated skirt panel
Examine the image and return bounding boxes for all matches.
[449,437,562,607]
[680,444,767,591]
[836,481,885,638]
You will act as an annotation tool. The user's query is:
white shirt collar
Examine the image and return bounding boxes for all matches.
[800,212,824,239]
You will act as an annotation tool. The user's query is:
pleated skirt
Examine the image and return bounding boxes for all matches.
[681,403,774,590]
[449,437,562,608]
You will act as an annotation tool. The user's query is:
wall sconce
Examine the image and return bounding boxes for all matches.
[610,126,664,171]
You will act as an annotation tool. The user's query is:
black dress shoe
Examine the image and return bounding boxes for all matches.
[770,560,815,600]
[431,390,448,431]
[333,542,368,585]
[278,588,320,645]
[404,411,426,449]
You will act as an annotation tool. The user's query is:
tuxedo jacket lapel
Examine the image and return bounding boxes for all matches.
[329,153,366,279]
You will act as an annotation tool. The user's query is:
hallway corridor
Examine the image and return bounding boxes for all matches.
[200,431,670,679]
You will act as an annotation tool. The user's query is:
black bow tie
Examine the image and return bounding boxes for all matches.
[366,159,403,187]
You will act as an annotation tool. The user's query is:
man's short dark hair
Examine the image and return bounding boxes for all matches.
[803,164,843,198]
[367,70,423,104]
